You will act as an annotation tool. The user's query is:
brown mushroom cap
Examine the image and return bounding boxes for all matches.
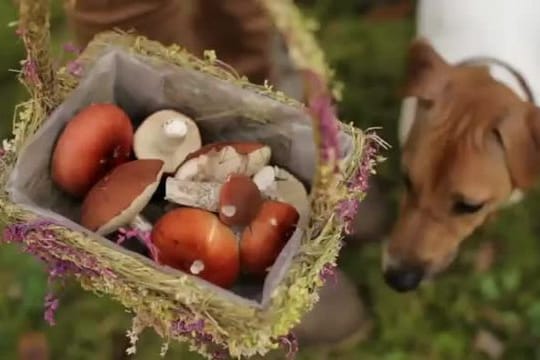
[219,174,263,226]
[81,159,165,235]
[151,208,240,288]
[253,165,310,228]
[51,103,134,198]
[240,200,299,275]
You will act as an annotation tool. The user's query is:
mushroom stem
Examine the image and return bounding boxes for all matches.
[159,117,188,151]
[190,260,205,275]
[165,177,222,212]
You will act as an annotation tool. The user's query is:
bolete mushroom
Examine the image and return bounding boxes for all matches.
[252,166,310,228]
[164,174,265,217]
[241,200,299,275]
[133,109,202,173]
[174,141,271,182]
[219,174,263,227]
[151,208,240,288]
[80,159,165,236]
[51,103,134,197]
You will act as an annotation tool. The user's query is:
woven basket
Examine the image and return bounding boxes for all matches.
[0,0,385,358]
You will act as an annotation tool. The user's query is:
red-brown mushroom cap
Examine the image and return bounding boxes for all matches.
[240,200,299,275]
[219,174,263,226]
[51,103,134,197]
[151,208,240,288]
[80,159,165,235]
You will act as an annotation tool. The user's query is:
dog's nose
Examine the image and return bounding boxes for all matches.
[383,267,424,292]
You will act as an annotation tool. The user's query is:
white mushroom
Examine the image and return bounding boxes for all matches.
[134,109,202,173]
[174,141,271,182]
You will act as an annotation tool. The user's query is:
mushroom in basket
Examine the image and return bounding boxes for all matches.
[51,103,134,197]
[174,141,271,182]
[80,159,165,257]
[155,173,301,287]
[241,200,299,275]
[133,109,202,173]
[151,208,240,288]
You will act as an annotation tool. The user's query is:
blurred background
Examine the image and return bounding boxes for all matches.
[2,0,540,359]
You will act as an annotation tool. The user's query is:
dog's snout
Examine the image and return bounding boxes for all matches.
[383,267,424,292]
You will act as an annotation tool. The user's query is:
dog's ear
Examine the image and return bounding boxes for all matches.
[403,38,450,101]
[496,105,540,189]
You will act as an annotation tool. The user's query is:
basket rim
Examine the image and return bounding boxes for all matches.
[7,0,386,357]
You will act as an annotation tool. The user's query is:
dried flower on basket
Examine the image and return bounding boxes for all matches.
[279,332,299,359]
[44,293,59,326]
[304,70,341,167]
[336,135,382,234]
[2,219,116,327]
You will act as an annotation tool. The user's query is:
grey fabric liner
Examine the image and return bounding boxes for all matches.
[6,48,354,309]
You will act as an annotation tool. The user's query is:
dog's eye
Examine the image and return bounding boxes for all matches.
[453,200,484,215]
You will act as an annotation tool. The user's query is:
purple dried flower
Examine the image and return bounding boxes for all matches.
[351,138,378,193]
[21,57,40,84]
[44,293,59,326]
[66,61,83,77]
[63,42,81,55]
[171,317,229,358]
[15,27,25,37]
[304,70,341,166]
[309,95,340,165]
[302,69,328,98]
[116,227,159,262]
[319,263,338,283]
[279,332,299,359]
[336,136,381,231]
[172,319,206,334]
[2,219,117,327]
[2,220,54,243]
[336,199,359,235]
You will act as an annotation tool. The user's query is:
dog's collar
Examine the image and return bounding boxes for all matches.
[458,57,535,104]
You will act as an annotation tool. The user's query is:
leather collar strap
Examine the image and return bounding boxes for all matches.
[458,57,535,104]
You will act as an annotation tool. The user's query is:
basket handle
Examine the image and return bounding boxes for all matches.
[18,0,59,110]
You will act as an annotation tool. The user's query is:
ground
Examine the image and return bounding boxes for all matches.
[1,1,540,359]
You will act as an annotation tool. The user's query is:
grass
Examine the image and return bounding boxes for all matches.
[1,1,540,359]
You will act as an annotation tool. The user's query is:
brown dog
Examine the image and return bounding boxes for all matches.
[383,39,540,292]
